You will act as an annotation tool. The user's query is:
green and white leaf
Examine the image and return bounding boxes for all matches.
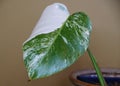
[23,12,92,80]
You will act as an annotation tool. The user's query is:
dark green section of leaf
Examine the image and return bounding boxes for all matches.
[23,12,92,80]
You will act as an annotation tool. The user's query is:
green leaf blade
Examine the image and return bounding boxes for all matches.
[23,12,92,80]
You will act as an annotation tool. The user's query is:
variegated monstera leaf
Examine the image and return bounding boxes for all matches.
[23,3,92,80]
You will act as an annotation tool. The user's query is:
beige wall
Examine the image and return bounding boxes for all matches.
[0,0,120,86]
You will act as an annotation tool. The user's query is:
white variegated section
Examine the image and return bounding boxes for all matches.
[24,3,70,43]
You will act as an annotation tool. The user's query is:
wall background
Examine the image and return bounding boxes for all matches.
[0,0,120,86]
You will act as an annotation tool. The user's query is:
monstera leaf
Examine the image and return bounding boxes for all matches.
[23,12,92,80]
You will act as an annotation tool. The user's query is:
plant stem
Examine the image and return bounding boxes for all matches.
[87,48,107,86]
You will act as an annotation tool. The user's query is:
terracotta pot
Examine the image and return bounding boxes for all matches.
[69,68,120,86]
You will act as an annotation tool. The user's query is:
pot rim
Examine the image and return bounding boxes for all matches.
[69,68,120,86]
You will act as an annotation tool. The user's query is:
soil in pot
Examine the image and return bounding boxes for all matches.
[69,68,120,86]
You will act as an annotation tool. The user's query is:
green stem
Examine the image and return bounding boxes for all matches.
[87,48,107,86]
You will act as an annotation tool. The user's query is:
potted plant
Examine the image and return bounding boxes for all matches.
[22,3,120,86]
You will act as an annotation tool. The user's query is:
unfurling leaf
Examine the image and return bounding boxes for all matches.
[23,3,92,80]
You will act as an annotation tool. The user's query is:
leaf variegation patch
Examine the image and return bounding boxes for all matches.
[23,12,92,80]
